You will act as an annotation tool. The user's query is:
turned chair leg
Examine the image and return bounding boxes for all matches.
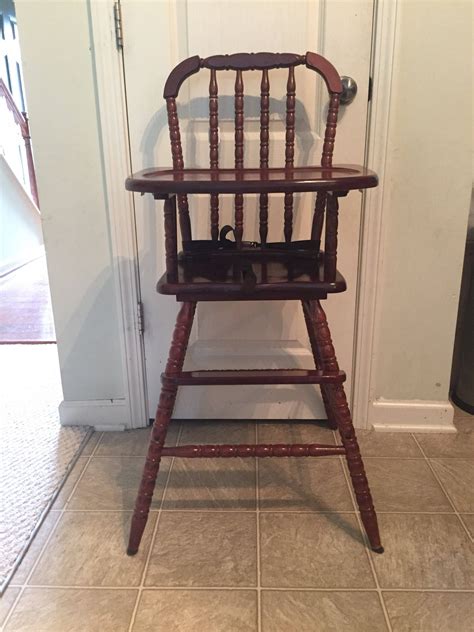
[305,299,383,553]
[127,301,196,555]
[302,300,338,430]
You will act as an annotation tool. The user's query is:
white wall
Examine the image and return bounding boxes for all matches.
[14,0,472,431]
[369,0,472,429]
[15,2,125,415]
[0,154,43,275]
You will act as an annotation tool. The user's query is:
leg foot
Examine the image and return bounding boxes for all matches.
[127,302,196,555]
[307,299,383,552]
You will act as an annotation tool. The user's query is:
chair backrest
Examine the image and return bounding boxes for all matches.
[163,52,343,246]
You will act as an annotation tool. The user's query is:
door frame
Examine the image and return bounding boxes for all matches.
[89,0,398,429]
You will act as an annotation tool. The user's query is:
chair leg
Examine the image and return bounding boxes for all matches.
[127,301,196,555]
[302,300,338,430]
[306,299,383,553]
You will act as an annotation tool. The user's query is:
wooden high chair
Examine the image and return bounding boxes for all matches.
[125,52,383,556]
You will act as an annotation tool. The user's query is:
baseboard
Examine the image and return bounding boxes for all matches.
[59,399,129,431]
[369,398,456,433]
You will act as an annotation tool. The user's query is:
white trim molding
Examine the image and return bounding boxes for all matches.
[88,1,147,429]
[59,399,128,431]
[351,0,399,428]
[369,399,456,433]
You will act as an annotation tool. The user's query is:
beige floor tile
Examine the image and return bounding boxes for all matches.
[80,432,102,456]
[4,587,137,631]
[96,422,180,456]
[67,456,170,510]
[430,459,474,512]
[461,514,474,537]
[454,415,474,433]
[261,590,388,632]
[355,431,422,458]
[132,589,257,631]
[11,511,61,584]
[145,512,257,587]
[357,458,452,512]
[0,587,20,626]
[383,591,474,632]
[163,458,256,510]
[371,514,474,589]
[52,457,89,509]
[179,420,256,444]
[30,511,156,587]
[257,421,335,444]
[414,432,474,458]
[258,458,353,511]
[453,404,474,433]
[260,513,374,588]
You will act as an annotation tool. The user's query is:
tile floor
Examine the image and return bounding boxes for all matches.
[1,410,473,631]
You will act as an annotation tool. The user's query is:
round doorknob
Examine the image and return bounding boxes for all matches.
[339,76,358,105]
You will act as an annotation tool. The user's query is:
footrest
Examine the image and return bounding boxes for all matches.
[161,443,346,458]
[162,368,345,386]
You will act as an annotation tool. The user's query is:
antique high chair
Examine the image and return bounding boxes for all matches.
[126,52,383,555]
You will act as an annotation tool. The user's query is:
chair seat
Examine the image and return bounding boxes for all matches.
[157,250,346,300]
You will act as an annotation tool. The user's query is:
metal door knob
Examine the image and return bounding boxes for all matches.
[340,76,358,105]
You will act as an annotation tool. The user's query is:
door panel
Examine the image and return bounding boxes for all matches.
[121,0,373,420]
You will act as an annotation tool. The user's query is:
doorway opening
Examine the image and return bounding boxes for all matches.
[0,0,53,343]
[0,1,91,593]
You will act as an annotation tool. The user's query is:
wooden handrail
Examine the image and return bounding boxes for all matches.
[0,78,39,207]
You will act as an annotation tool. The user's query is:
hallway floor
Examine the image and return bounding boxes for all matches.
[0,257,55,343]
[1,411,473,631]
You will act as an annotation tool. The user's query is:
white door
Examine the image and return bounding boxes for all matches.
[121,0,374,421]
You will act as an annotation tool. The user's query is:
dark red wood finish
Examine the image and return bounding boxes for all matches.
[209,69,219,240]
[161,443,346,458]
[126,165,377,196]
[284,66,296,242]
[259,69,270,244]
[127,51,383,558]
[234,70,245,245]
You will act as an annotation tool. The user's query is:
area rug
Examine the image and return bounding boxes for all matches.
[0,256,56,343]
[0,345,90,592]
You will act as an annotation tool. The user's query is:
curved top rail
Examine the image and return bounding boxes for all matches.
[202,52,305,72]
[305,52,342,94]
[163,55,201,99]
[163,51,342,98]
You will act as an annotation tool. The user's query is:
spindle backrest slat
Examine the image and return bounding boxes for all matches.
[166,97,192,241]
[259,69,270,244]
[284,66,296,242]
[234,70,245,246]
[164,52,343,270]
[209,69,219,240]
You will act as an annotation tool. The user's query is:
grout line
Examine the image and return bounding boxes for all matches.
[127,423,182,632]
[411,434,474,543]
[0,432,104,632]
[45,507,471,516]
[10,584,474,593]
[255,422,262,632]
[337,430,393,632]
